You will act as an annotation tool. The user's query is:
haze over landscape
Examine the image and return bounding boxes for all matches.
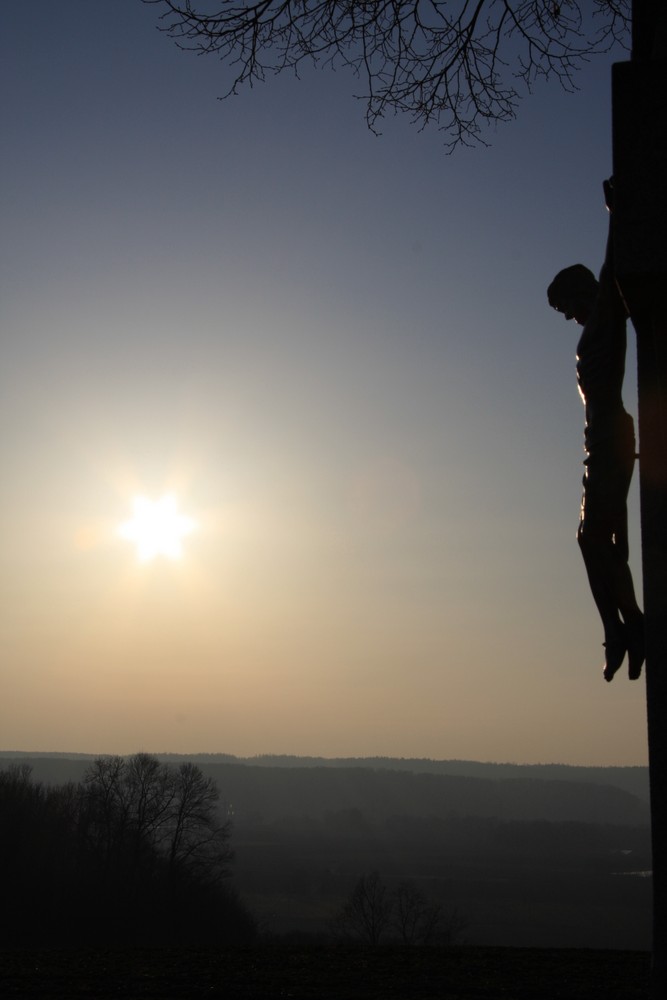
[1,1,648,765]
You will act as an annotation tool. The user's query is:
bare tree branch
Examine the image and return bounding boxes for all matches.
[144,1,630,146]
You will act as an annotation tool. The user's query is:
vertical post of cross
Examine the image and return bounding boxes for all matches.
[612,2,667,994]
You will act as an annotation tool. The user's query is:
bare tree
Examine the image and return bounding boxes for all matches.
[145,1,630,147]
[393,880,440,946]
[333,872,466,947]
[392,880,467,946]
[81,754,232,886]
[80,754,132,878]
[334,870,394,946]
[165,761,233,883]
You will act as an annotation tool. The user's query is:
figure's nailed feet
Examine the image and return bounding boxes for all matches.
[603,628,626,682]
[626,615,645,680]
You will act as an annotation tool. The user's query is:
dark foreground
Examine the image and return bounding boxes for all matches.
[0,946,650,999]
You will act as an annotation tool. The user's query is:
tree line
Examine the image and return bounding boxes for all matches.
[0,755,256,947]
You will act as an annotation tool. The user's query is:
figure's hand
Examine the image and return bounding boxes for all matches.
[603,177,615,213]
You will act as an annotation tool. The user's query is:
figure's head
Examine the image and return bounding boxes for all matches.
[547,264,598,325]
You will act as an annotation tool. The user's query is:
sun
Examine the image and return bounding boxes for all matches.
[118,495,196,561]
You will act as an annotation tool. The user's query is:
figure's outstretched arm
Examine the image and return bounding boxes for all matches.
[599,178,629,321]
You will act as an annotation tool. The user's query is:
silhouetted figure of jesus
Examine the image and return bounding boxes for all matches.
[547,180,645,682]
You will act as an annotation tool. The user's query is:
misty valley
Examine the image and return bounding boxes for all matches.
[0,753,651,953]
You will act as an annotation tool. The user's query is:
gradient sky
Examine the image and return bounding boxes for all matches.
[1,1,648,765]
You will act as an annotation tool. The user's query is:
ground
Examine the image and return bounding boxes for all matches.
[0,946,651,999]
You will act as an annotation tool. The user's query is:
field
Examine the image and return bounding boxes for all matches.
[0,946,651,999]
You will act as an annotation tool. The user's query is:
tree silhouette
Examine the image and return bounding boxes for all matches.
[0,759,253,947]
[333,872,466,947]
[334,871,393,946]
[393,880,444,946]
[80,754,233,893]
[145,0,630,147]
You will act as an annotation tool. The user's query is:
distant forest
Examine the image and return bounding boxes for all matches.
[1,752,650,824]
[0,753,651,950]
[2,751,650,799]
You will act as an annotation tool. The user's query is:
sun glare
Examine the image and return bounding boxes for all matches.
[118,495,196,562]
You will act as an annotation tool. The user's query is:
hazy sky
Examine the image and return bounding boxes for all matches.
[1,2,648,765]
